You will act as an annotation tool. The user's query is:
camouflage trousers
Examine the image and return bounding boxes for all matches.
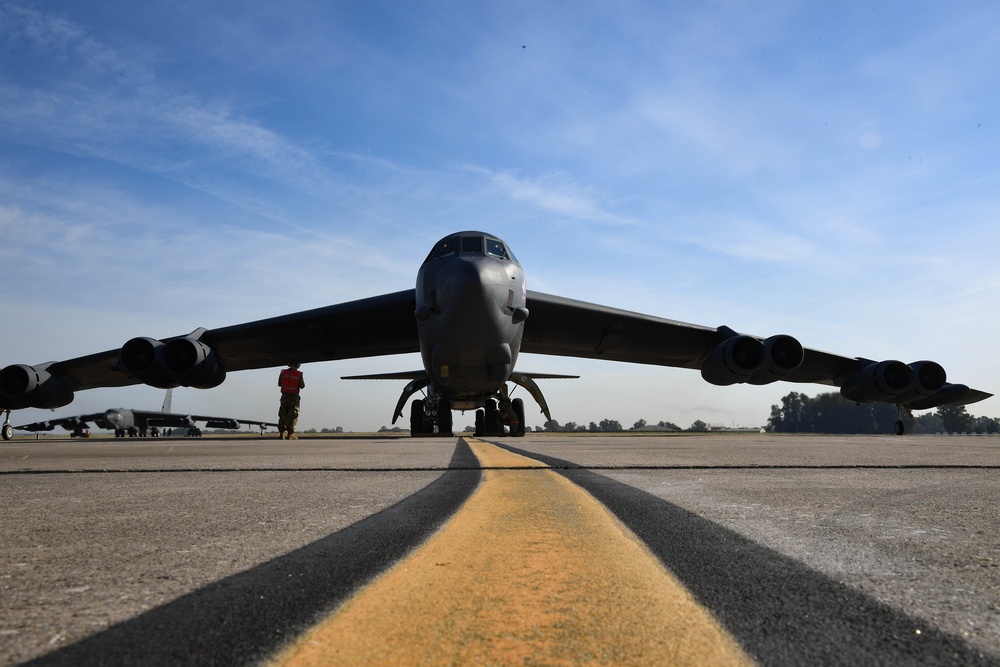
[278,393,301,435]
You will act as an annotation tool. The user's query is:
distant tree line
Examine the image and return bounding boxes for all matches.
[768,391,1000,434]
[541,418,706,433]
[308,396,999,434]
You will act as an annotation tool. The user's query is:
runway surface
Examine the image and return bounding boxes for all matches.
[1,433,998,665]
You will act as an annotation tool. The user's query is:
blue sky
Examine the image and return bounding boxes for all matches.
[2,1,998,432]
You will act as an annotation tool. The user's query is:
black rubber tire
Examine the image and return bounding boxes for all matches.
[512,398,526,436]
[410,399,425,435]
[437,399,453,436]
[484,400,499,434]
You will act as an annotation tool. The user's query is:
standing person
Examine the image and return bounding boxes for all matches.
[278,361,305,439]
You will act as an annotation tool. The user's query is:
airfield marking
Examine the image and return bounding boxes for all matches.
[272,438,752,666]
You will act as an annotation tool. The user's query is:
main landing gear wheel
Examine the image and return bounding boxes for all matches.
[2,423,12,441]
[475,409,485,437]
[410,399,425,435]
[894,420,905,436]
[511,397,526,437]
[484,399,500,434]
[437,398,453,436]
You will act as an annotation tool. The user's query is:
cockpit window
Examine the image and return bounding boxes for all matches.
[461,236,483,254]
[430,237,459,260]
[426,234,515,263]
[486,239,509,260]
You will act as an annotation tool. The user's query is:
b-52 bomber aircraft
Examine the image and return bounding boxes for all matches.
[0,230,991,440]
[12,389,278,438]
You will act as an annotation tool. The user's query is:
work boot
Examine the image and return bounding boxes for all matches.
[289,433,298,440]
[279,430,287,440]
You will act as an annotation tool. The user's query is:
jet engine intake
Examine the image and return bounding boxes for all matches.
[840,360,916,403]
[0,364,75,410]
[894,361,947,403]
[119,337,176,389]
[700,335,766,386]
[119,336,226,389]
[163,338,226,389]
[747,335,804,385]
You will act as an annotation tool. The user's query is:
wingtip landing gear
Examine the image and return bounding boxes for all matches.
[893,403,907,436]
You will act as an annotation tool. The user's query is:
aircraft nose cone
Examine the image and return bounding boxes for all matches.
[436,256,484,287]
[434,258,491,310]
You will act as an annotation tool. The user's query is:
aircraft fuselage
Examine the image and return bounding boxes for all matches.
[414,232,527,411]
[98,408,135,431]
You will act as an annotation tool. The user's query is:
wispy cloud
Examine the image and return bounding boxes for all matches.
[1,1,998,429]
[473,167,634,226]
[677,216,819,265]
[0,5,343,214]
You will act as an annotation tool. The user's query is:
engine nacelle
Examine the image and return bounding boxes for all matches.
[163,338,226,389]
[895,360,947,402]
[700,335,766,386]
[119,337,177,389]
[840,360,915,403]
[203,418,239,430]
[0,364,75,410]
[747,335,804,385]
[119,336,226,390]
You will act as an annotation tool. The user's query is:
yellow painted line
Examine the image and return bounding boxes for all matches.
[272,438,753,666]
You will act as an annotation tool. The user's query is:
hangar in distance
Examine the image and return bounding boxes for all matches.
[0,230,991,440]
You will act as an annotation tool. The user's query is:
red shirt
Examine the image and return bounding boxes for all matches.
[279,368,304,394]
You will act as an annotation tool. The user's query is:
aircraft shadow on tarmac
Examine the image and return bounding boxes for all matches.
[24,443,481,667]
[498,443,999,667]
[26,440,1000,667]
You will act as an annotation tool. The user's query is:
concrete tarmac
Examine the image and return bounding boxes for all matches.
[1,433,998,665]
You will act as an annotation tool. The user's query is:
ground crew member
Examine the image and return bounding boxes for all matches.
[278,361,305,439]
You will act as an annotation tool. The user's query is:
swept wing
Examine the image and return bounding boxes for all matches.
[519,291,990,409]
[1,233,989,440]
